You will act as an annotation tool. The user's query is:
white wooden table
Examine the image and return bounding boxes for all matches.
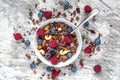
[0,0,120,80]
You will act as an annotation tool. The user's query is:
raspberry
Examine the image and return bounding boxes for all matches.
[51,69,61,79]
[44,11,52,19]
[94,65,102,73]
[64,36,71,44]
[84,5,92,13]
[37,28,45,38]
[38,11,43,18]
[49,40,58,47]
[50,56,59,65]
[84,46,92,54]
[13,32,23,41]
[76,7,80,13]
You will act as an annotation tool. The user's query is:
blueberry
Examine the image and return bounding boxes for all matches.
[71,66,77,73]
[24,40,31,46]
[50,27,55,35]
[38,11,43,18]
[37,39,42,45]
[67,52,72,58]
[63,1,69,8]
[83,21,89,27]
[49,47,55,51]
[67,26,73,33]
[46,66,51,72]
[94,38,101,45]
[45,53,51,59]
[30,63,36,69]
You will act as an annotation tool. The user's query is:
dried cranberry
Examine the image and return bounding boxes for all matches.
[76,7,80,13]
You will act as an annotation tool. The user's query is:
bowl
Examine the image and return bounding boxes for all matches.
[33,18,82,67]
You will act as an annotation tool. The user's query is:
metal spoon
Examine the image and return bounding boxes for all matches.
[71,8,99,34]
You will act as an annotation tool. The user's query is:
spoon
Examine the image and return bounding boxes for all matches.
[71,8,99,34]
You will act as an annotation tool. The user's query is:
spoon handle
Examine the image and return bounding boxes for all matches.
[71,8,99,34]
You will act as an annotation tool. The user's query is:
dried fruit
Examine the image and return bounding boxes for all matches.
[76,7,80,13]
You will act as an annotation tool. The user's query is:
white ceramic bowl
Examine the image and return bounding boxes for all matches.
[33,18,82,67]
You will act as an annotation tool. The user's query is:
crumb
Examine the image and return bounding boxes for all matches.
[74,23,77,26]
[110,25,112,27]
[43,0,46,2]
[35,4,37,8]
[76,16,79,21]
[63,13,67,17]
[63,73,66,75]
[69,5,73,9]
[73,11,76,17]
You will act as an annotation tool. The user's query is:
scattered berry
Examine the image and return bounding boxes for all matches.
[83,21,89,27]
[30,63,36,69]
[84,46,92,54]
[90,41,95,45]
[24,40,31,46]
[46,66,52,72]
[44,11,52,19]
[94,38,101,45]
[13,32,23,41]
[71,66,77,73]
[33,69,37,74]
[84,5,92,13]
[63,1,69,8]
[94,64,102,73]
[38,11,43,18]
